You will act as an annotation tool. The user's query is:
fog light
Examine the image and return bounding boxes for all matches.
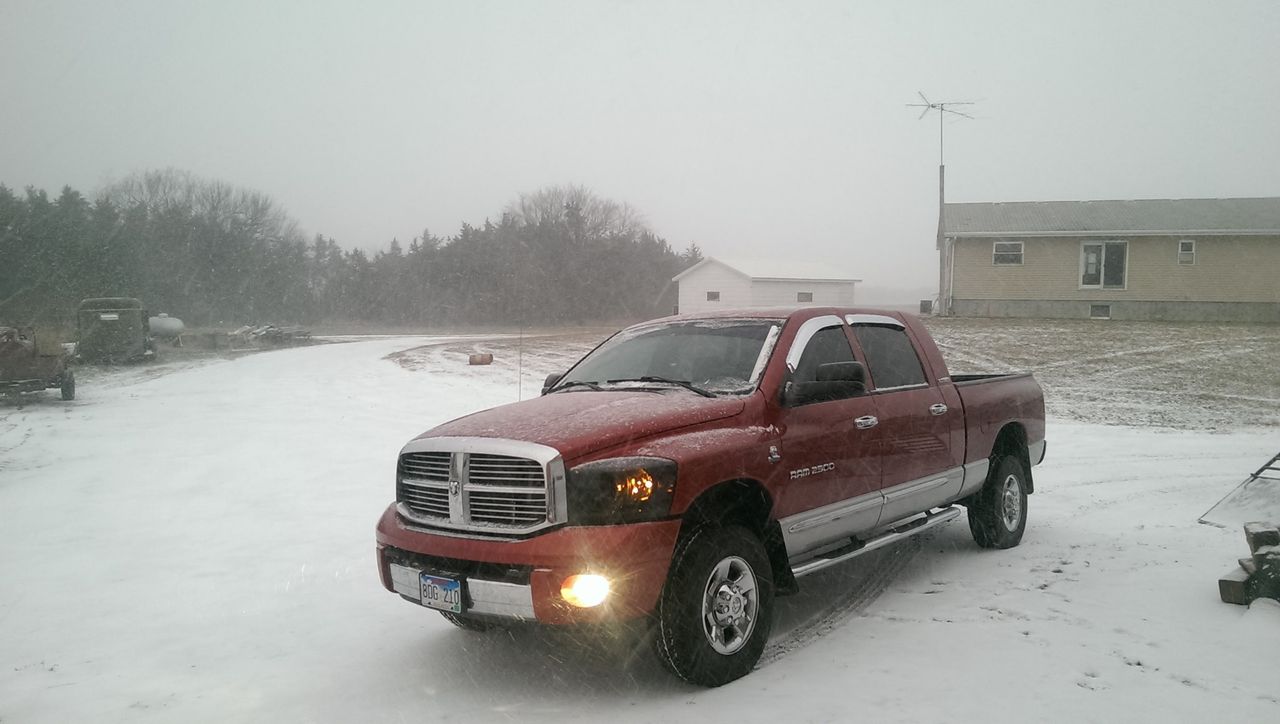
[561,574,610,608]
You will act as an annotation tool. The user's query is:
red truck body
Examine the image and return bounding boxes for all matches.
[376,307,1045,684]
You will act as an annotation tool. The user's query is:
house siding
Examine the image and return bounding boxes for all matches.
[676,260,858,314]
[951,234,1280,304]
[952,235,1280,321]
[749,280,856,307]
[676,262,753,314]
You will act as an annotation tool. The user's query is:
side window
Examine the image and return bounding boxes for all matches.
[993,241,1023,265]
[793,326,854,383]
[853,325,926,389]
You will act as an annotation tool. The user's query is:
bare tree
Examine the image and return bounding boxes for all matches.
[504,184,649,240]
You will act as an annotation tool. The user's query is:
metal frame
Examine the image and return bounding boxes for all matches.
[397,436,568,537]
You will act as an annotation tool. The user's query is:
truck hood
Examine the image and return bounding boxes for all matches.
[417,390,746,461]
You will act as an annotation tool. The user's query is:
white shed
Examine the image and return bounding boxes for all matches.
[672,257,860,314]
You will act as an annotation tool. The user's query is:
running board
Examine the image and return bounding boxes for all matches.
[790,506,963,578]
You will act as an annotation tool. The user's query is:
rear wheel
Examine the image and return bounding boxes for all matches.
[653,525,774,687]
[60,370,76,401]
[968,455,1028,549]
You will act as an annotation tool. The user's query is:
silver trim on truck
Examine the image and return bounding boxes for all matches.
[397,436,568,537]
[389,563,535,618]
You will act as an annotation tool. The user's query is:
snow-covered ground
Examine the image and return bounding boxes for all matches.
[2,335,1278,723]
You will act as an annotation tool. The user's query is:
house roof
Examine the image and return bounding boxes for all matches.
[672,256,861,283]
[944,197,1280,237]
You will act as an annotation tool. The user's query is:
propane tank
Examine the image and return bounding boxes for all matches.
[149,313,185,339]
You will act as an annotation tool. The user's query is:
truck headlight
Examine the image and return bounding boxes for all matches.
[567,457,677,525]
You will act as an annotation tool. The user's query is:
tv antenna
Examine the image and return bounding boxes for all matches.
[906,92,975,164]
[908,92,976,318]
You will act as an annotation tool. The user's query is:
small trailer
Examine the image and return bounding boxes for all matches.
[0,326,75,400]
[77,297,155,363]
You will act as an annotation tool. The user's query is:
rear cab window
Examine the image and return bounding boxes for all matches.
[849,322,927,391]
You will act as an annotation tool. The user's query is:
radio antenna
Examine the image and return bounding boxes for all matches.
[906,91,975,165]
[908,92,976,318]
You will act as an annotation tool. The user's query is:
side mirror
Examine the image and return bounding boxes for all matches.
[542,372,563,396]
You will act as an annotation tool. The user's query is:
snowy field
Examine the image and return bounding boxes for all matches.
[2,328,1279,723]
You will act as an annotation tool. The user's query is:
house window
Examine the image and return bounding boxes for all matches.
[993,241,1024,265]
[706,291,720,302]
[1081,241,1127,289]
[1179,239,1196,265]
[796,292,813,303]
[1090,304,1112,320]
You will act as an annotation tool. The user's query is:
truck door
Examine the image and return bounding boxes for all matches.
[848,316,960,525]
[773,315,884,558]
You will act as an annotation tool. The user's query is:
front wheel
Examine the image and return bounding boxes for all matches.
[968,455,1028,549]
[653,525,774,687]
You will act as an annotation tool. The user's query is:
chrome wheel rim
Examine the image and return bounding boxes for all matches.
[1000,474,1022,531]
[701,555,759,655]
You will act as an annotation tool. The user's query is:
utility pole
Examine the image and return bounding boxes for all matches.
[907,92,974,316]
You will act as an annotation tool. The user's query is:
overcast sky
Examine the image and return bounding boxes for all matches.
[3,0,1278,294]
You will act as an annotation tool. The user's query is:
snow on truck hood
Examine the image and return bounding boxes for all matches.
[416,389,746,461]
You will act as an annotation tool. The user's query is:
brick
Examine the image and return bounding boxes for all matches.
[1220,567,1252,605]
[1244,522,1280,554]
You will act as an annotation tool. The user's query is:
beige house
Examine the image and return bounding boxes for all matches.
[672,257,860,315]
[938,197,1280,322]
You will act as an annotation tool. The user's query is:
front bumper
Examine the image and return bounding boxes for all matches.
[375,504,682,625]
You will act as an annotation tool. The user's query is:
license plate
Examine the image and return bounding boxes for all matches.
[419,573,463,614]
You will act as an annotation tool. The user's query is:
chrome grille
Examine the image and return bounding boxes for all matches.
[468,454,544,487]
[401,452,451,481]
[468,489,547,525]
[399,451,452,521]
[396,442,563,535]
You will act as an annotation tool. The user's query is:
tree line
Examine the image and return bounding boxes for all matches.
[0,170,701,330]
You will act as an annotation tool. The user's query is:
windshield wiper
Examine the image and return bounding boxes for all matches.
[550,380,602,393]
[606,376,715,397]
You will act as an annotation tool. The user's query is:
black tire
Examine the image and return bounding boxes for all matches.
[60,370,76,401]
[439,611,497,632]
[968,455,1029,549]
[653,525,774,687]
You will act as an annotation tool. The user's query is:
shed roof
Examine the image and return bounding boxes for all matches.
[945,197,1280,237]
[672,256,860,283]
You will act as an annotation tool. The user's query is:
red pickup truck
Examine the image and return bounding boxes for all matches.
[376,307,1046,685]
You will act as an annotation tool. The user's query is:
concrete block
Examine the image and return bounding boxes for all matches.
[1219,567,1251,605]
[1244,522,1280,554]
[1239,557,1258,575]
[1252,545,1280,601]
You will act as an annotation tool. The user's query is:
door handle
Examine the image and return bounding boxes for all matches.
[855,415,878,429]
[930,403,949,416]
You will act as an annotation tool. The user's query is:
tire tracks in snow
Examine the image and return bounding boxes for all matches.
[758,535,922,668]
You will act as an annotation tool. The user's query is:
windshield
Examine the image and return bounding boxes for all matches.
[555,320,780,395]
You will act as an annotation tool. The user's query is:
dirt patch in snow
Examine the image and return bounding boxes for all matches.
[924,317,1280,429]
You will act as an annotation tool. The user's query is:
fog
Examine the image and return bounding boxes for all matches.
[3,0,1279,295]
